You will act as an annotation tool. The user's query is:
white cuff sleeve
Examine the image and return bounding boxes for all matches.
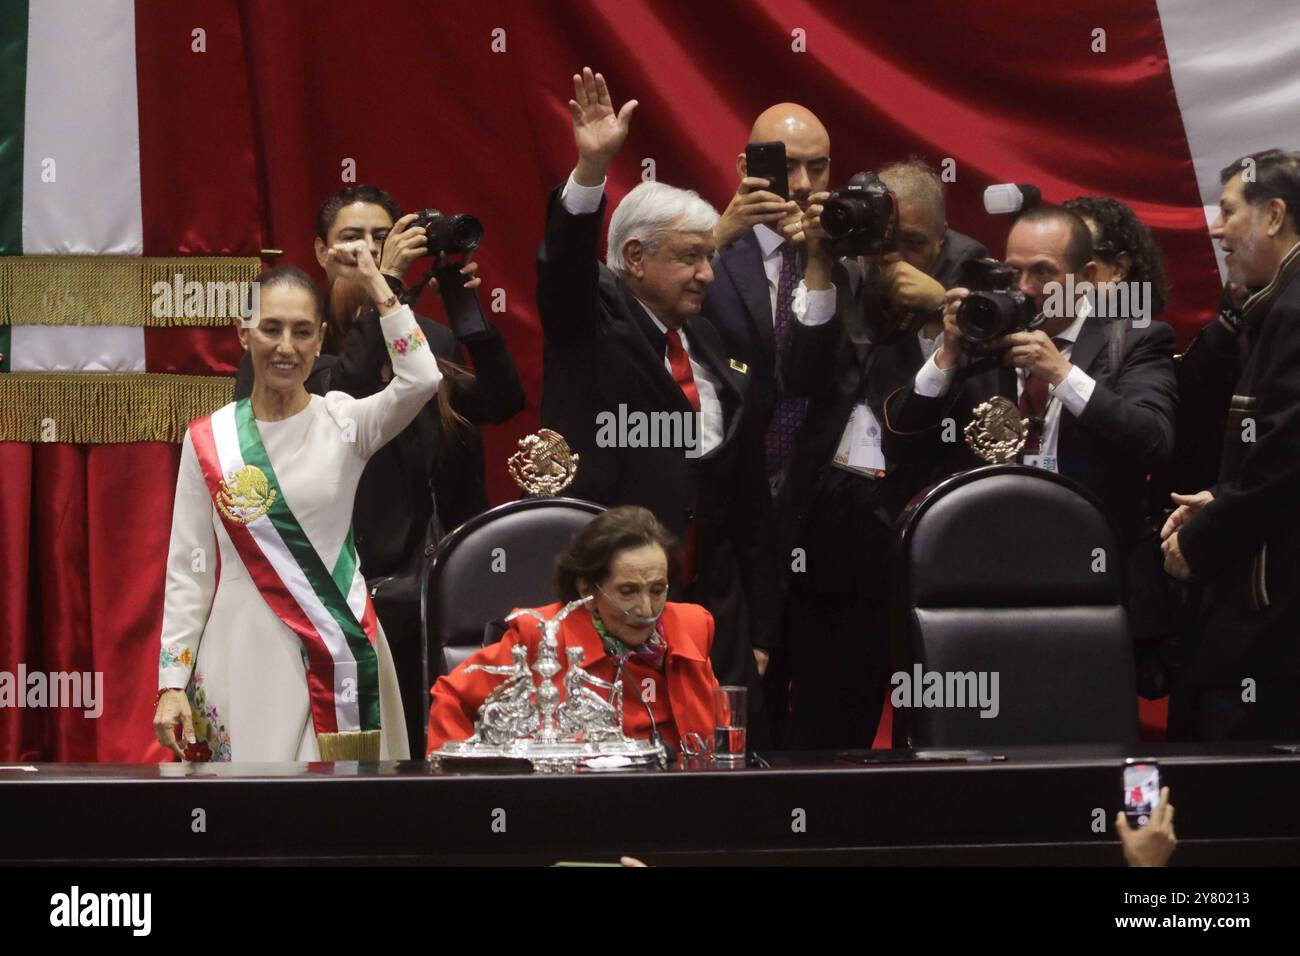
[1053,364,1096,418]
[792,281,836,326]
[560,172,606,215]
[913,351,955,398]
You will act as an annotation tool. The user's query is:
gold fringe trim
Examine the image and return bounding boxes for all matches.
[0,373,232,443]
[0,256,261,328]
[316,730,382,761]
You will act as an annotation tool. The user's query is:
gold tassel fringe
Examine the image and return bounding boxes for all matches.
[316,730,382,761]
[0,256,261,328]
[0,372,232,443]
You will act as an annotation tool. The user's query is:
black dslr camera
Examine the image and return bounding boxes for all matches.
[402,210,488,337]
[410,208,484,256]
[820,172,899,257]
[955,258,1040,353]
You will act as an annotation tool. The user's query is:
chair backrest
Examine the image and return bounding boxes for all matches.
[420,497,606,713]
[893,465,1138,748]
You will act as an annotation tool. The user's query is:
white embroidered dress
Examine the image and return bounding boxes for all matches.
[158,306,439,761]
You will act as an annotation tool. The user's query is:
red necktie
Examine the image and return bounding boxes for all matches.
[664,328,699,587]
[664,329,701,412]
[1019,373,1050,455]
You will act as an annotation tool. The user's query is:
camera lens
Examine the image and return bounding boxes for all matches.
[820,195,862,239]
[957,293,1018,344]
[441,214,483,253]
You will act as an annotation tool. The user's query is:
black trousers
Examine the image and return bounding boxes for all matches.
[783,468,895,751]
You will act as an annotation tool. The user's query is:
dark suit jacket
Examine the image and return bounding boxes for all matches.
[235,311,524,577]
[704,227,781,431]
[705,226,987,438]
[882,314,1178,550]
[1180,250,1300,687]
[777,232,989,560]
[1168,293,1243,494]
[535,185,774,677]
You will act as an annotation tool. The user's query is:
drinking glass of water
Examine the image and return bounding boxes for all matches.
[712,685,747,762]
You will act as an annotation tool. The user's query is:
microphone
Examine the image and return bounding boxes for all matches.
[614,658,665,755]
[983,183,1042,216]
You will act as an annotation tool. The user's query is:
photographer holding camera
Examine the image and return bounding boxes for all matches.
[774,160,986,748]
[882,204,1178,555]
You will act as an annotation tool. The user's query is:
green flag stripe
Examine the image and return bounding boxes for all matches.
[0,1,27,255]
[234,399,380,731]
[332,526,358,597]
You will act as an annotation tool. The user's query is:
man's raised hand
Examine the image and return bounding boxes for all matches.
[570,67,638,186]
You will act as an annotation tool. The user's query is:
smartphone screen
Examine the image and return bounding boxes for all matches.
[1123,760,1160,828]
[745,141,789,201]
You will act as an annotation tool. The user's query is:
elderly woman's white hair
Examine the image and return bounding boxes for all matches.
[606,181,719,276]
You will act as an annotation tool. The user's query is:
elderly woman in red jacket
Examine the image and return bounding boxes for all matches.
[428,506,719,753]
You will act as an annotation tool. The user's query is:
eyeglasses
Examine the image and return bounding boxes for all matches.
[679,732,713,760]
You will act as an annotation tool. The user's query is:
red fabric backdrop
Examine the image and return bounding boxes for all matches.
[0,0,1220,760]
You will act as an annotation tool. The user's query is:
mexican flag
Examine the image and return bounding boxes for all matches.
[0,0,261,444]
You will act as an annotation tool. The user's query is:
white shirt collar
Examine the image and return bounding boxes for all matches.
[754,223,785,258]
[635,297,682,345]
[1052,294,1091,345]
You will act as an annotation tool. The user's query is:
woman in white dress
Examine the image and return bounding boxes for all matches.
[152,243,442,761]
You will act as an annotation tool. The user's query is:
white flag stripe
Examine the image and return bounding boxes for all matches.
[9,325,145,371]
[210,405,362,733]
[344,558,369,635]
[1157,0,1300,280]
[22,0,143,254]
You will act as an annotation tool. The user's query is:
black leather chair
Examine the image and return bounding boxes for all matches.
[892,465,1138,748]
[419,497,606,740]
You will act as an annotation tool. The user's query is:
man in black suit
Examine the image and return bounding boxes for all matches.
[536,68,773,719]
[883,205,1178,557]
[704,104,829,497]
[1162,149,1300,741]
[777,160,987,748]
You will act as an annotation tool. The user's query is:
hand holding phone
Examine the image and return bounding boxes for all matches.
[1122,758,1160,827]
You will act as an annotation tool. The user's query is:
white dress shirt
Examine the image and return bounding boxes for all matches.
[912,298,1098,464]
[561,171,723,457]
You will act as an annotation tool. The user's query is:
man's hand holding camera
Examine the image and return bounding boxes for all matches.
[379,211,482,310]
[786,191,833,289]
[570,67,638,186]
[381,212,428,281]
[933,288,1070,384]
[715,177,797,249]
[882,260,945,314]
[998,328,1071,386]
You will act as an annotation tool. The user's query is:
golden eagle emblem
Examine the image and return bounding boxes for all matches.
[507,429,579,497]
[216,464,278,525]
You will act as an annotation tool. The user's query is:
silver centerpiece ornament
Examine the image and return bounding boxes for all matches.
[428,596,667,773]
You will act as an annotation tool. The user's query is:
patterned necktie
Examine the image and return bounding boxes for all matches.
[664,329,700,412]
[764,243,810,477]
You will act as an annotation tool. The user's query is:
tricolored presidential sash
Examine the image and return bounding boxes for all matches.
[189,398,381,760]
